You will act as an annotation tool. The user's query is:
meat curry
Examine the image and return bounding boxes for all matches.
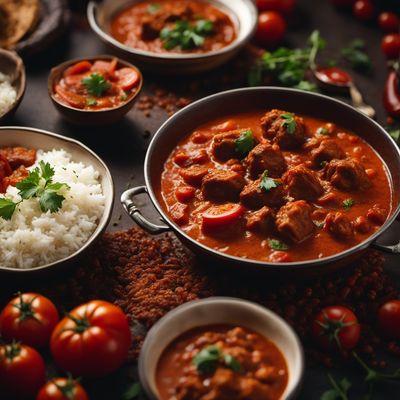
[156,325,288,400]
[160,109,393,263]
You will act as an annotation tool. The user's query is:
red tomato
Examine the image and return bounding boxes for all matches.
[0,293,59,348]
[114,67,140,91]
[0,343,46,399]
[256,0,296,14]
[378,300,400,339]
[312,306,360,350]
[50,300,131,377]
[64,61,92,77]
[382,33,400,58]
[330,0,355,8]
[36,377,89,400]
[379,12,400,33]
[255,11,286,47]
[202,203,244,230]
[353,0,374,21]
[55,85,86,109]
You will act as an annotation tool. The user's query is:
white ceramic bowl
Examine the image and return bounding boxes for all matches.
[139,297,304,400]
[87,0,257,74]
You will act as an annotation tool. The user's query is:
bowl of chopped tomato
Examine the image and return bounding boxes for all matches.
[48,55,143,125]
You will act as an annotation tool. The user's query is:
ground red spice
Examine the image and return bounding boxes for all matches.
[38,227,400,367]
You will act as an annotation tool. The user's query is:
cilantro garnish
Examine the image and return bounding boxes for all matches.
[317,127,329,136]
[341,39,372,74]
[0,161,70,220]
[235,130,254,157]
[294,80,319,92]
[160,19,214,50]
[81,73,111,97]
[268,239,289,251]
[281,113,296,134]
[147,3,161,14]
[192,345,242,375]
[259,170,280,192]
[342,198,355,210]
[86,98,97,107]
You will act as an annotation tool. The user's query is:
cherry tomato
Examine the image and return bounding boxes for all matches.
[312,306,360,350]
[0,293,59,348]
[379,12,400,33]
[255,11,286,48]
[114,67,140,91]
[64,61,92,77]
[50,300,131,377]
[36,377,89,400]
[353,0,374,21]
[256,0,296,14]
[202,203,244,230]
[0,342,46,399]
[378,300,400,339]
[330,0,355,8]
[382,33,400,59]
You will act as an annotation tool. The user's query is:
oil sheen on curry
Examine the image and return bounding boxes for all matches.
[156,325,288,400]
[160,109,394,263]
[110,0,236,53]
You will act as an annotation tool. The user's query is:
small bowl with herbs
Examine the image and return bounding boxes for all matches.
[48,55,143,125]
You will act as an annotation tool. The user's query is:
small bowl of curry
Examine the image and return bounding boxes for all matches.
[139,297,304,400]
[87,0,257,74]
[48,55,143,125]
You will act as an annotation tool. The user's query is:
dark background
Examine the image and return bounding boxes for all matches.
[3,0,400,398]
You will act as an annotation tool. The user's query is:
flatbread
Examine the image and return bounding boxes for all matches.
[0,0,40,49]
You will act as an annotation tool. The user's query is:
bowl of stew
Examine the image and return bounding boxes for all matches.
[121,87,400,273]
[87,0,257,74]
[48,55,143,125]
[139,297,304,400]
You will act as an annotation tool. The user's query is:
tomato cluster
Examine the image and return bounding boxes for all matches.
[0,294,131,400]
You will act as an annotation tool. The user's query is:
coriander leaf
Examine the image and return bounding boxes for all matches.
[387,127,400,142]
[147,3,161,14]
[81,73,111,97]
[342,198,355,210]
[122,382,142,400]
[294,80,319,92]
[317,127,329,136]
[223,354,242,373]
[39,161,55,183]
[195,19,214,35]
[235,130,254,156]
[16,179,40,199]
[281,113,296,134]
[0,198,19,220]
[193,345,221,374]
[268,239,289,251]
[341,40,372,73]
[39,191,65,213]
[259,170,279,192]
[86,98,97,106]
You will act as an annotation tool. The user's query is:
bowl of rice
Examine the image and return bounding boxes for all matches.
[0,127,114,275]
[0,49,26,122]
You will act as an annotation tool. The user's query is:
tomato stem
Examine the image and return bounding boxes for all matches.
[66,313,91,333]
[4,341,21,360]
[53,376,78,400]
[11,292,40,323]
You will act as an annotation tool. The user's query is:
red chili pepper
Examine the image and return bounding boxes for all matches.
[383,69,400,118]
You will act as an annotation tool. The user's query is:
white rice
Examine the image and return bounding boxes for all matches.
[0,72,17,117]
[0,149,105,269]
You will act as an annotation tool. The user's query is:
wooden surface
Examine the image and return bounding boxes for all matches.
[3,0,400,398]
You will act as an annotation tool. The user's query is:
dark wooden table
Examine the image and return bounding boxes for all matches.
[3,0,400,398]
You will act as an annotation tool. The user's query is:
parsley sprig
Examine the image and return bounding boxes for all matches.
[341,39,372,74]
[342,198,355,210]
[235,130,255,157]
[81,73,111,97]
[268,239,289,251]
[281,113,296,134]
[0,161,70,220]
[160,19,214,50]
[259,170,280,192]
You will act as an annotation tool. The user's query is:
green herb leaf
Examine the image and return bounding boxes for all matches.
[193,345,221,374]
[259,170,280,192]
[0,198,19,220]
[86,98,97,106]
[39,191,65,213]
[223,354,242,373]
[387,127,400,142]
[147,3,161,14]
[122,382,142,400]
[281,113,296,134]
[341,40,372,74]
[294,80,319,92]
[317,127,329,136]
[81,73,111,97]
[195,19,214,35]
[342,198,355,210]
[268,238,289,251]
[39,161,55,183]
[320,161,327,169]
[321,374,351,400]
[235,130,254,156]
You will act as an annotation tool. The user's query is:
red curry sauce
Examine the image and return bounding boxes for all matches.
[160,110,393,263]
[110,0,237,53]
[156,325,288,400]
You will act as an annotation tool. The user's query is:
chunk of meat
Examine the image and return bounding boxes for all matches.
[247,143,287,179]
[323,158,371,191]
[140,16,163,40]
[367,206,387,225]
[311,139,346,167]
[2,166,29,190]
[276,200,314,243]
[211,129,249,162]
[179,165,209,187]
[246,206,275,235]
[202,169,246,202]
[325,212,354,239]
[240,179,285,209]
[0,147,36,169]
[282,165,324,201]
[260,109,307,149]
[170,203,189,226]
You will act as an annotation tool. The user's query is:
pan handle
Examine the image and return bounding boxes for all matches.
[371,241,400,254]
[121,186,170,234]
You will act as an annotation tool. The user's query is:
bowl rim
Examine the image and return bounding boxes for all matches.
[47,54,143,114]
[139,296,305,400]
[144,86,400,268]
[87,0,258,61]
[0,126,114,273]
